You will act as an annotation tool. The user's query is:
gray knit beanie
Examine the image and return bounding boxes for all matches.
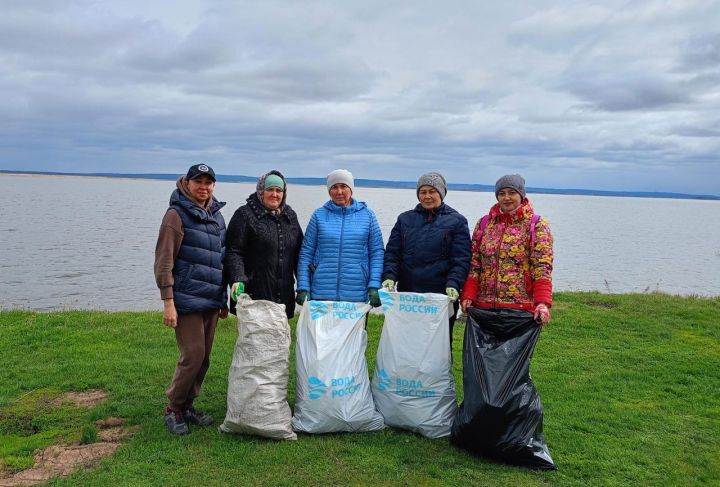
[495,174,526,199]
[416,172,447,200]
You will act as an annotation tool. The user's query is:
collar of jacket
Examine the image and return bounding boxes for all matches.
[489,198,534,224]
[246,192,285,219]
[170,188,225,221]
[323,198,365,213]
[414,202,447,221]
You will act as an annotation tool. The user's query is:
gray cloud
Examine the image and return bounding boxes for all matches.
[680,33,720,69]
[560,69,691,111]
[0,1,719,195]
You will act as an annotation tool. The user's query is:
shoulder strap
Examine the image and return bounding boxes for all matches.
[479,214,490,234]
[530,214,540,249]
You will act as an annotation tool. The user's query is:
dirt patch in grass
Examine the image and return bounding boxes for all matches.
[51,390,109,408]
[0,394,138,487]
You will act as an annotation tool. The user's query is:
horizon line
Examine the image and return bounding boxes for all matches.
[1,169,718,201]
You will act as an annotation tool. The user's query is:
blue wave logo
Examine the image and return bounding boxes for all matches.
[379,290,395,311]
[376,368,392,391]
[308,376,328,399]
[309,301,329,320]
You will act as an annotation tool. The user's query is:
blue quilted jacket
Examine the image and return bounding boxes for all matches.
[297,199,384,302]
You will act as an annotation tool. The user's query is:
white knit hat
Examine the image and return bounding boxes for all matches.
[326,169,354,193]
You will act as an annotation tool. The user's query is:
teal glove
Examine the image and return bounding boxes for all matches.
[382,279,396,291]
[296,291,309,306]
[368,288,381,307]
[446,287,459,302]
[231,282,245,301]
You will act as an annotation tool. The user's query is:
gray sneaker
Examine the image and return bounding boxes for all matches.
[184,407,213,426]
[164,408,189,435]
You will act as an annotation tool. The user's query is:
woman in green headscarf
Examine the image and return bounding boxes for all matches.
[224,170,303,318]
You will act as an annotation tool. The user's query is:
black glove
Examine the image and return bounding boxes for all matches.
[295,290,309,306]
[368,288,381,307]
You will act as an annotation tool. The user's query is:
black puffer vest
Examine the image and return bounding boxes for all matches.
[170,189,227,314]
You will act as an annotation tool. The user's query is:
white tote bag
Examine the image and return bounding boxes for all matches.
[371,290,457,438]
[220,297,296,440]
[292,300,385,433]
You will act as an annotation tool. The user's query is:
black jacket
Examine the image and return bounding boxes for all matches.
[224,192,303,318]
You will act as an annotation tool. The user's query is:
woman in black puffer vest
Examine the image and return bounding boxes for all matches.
[224,170,303,318]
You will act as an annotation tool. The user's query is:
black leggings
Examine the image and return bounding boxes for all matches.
[448,300,460,349]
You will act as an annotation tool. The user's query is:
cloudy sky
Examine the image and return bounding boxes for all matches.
[2,1,719,195]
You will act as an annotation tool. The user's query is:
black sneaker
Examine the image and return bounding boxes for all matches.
[164,407,189,435]
[184,407,213,426]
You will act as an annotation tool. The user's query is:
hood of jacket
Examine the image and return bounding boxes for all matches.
[488,198,535,224]
[170,176,225,218]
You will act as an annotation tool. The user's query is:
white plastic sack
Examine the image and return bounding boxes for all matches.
[371,290,457,438]
[220,297,296,440]
[291,300,385,433]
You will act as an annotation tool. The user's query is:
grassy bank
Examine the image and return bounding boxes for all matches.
[1,292,718,486]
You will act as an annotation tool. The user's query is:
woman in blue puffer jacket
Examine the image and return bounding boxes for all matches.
[296,169,384,306]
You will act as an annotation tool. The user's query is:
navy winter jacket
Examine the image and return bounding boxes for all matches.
[170,190,227,314]
[382,203,471,294]
[297,199,384,302]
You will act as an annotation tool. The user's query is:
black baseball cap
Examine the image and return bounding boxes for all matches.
[186,163,216,182]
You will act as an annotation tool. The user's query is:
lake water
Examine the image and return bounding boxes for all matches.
[1,174,719,311]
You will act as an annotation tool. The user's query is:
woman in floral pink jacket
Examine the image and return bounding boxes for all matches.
[460,174,554,325]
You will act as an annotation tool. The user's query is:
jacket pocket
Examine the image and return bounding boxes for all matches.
[307,262,318,289]
[441,231,450,259]
[360,263,369,286]
[179,264,195,286]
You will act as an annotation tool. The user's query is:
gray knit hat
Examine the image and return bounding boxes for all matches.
[495,174,526,199]
[416,172,447,200]
[327,169,354,193]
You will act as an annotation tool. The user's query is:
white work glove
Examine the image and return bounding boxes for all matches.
[382,279,396,291]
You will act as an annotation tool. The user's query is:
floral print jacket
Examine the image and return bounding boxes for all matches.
[461,198,553,311]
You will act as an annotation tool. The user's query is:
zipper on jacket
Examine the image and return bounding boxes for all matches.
[336,207,346,300]
[276,216,282,302]
[493,220,507,308]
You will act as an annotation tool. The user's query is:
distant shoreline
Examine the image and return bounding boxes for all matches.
[2,169,718,200]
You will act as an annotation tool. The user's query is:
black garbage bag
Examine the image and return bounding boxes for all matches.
[451,308,556,470]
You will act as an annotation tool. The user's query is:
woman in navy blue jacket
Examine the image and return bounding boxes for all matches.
[296,169,384,306]
[382,172,471,338]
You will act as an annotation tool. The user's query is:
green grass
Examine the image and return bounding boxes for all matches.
[1,292,718,486]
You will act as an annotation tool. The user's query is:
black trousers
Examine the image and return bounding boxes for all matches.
[449,300,460,350]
